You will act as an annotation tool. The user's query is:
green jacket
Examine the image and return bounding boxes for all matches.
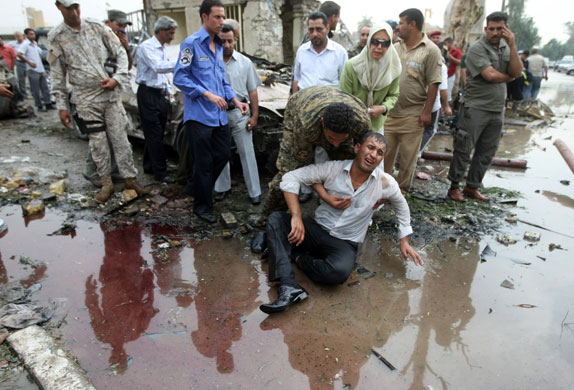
[339,61,400,130]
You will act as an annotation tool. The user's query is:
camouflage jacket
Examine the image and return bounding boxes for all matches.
[279,86,371,171]
[347,44,364,59]
[47,18,129,110]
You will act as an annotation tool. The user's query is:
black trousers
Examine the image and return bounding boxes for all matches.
[185,120,230,214]
[137,85,169,179]
[266,211,358,286]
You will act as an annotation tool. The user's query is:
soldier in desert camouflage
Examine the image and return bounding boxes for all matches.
[48,0,147,204]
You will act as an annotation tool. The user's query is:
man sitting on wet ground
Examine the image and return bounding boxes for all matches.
[260,132,424,314]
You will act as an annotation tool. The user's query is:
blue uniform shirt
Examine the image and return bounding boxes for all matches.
[174,26,235,126]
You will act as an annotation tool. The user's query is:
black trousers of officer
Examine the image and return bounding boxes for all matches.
[137,84,169,180]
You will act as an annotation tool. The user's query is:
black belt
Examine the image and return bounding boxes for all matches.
[227,98,247,111]
[139,84,167,95]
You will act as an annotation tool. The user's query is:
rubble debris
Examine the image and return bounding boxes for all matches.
[42,193,57,202]
[549,243,565,252]
[221,230,233,239]
[347,281,360,287]
[515,304,537,308]
[500,279,515,289]
[536,256,546,261]
[221,212,238,228]
[480,244,496,262]
[505,215,518,223]
[22,199,45,216]
[0,282,41,305]
[415,172,432,181]
[0,218,6,235]
[498,198,518,205]
[123,189,138,202]
[421,151,527,169]
[48,222,76,237]
[150,195,168,205]
[523,231,541,242]
[120,204,139,216]
[371,348,396,370]
[496,235,518,246]
[49,179,66,195]
[355,264,376,279]
[560,180,570,186]
[518,219,574,239]
[0,303,55,329]
[0,156,31,163]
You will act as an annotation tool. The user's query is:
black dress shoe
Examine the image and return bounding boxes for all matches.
[194,210,217,223]
[214,190,229,201]
[298,192,313,203]
[260,284,309,314]
[250,195,261,205]
[250,231,267,253]
[158,175,176,184]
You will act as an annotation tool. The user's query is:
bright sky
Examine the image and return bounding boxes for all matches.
[1,0,572,44]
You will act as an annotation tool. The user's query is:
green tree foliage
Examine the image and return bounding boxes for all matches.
[540,22,574,60]
[505,0,541,50]
[357,16,373,31]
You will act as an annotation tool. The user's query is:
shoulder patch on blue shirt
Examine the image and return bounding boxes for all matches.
[180,50,192,67]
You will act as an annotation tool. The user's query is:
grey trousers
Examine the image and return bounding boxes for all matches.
[27,70,51,109]
[447,105,504,189]
[16,61,27,98]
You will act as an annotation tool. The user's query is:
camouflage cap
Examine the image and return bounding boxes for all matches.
[107,9,132,25]
[56,0,79,7]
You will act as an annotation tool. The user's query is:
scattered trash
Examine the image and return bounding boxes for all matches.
[22,199,45,216]
[123,189,138,202]
[415,172,432,181]
[239,224,253,235]
[221,212,238,228]
[536,255,546,261]
[250,231,267,253]
[42,193,57,202]
[509,258,531,266]
[120,204,139,216]
[515,304,537,308]
[355,264,376,279]
[500,279,515,289]
[467,214,478,225]
[347,281,360,287]
[0,282,41,305]
[0,219,7,235]
[221,230,233,239]
[560,180,570,186]
[67,193,88,204]
[47,222,76,237]
[523,231,541,242]
[505,215,518,223]
[158,243,170,249]
[496,235,517,246]
[0,302,55,329]
[0,156,31,163]
[549,243,565,252]
[441,215,456,223]
[480,244,496,262]
[498,198,518,205]
[49,179,66,195]
[371,348,395,370]
[150,195,168,205]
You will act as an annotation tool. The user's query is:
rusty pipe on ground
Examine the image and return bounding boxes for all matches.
[553,139,574,174]
[421,151,527,169]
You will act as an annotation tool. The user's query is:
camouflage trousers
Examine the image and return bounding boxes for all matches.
[76,100,138,179]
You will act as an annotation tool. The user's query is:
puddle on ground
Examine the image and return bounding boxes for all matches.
[1,200,572,389]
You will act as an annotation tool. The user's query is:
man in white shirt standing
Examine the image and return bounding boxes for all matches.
[260,131,423,314]
[292,11,348,93]
[526,49,548,101]
[213,23,263,205]
[9,32,28,98]
[17,28,53,112]
[135,16,178,183]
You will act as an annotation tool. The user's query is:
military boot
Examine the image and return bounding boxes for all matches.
[95,176,115,204]
[124,177,149,196]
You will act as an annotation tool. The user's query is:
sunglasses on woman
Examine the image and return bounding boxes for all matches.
[370,38,391,48]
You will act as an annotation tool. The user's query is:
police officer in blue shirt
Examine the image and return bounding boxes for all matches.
[174,0,248,223]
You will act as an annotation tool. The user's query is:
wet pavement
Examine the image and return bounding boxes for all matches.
[1,73,574,389]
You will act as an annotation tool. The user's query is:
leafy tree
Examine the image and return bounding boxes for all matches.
[357,16,373,32]
[505,0,541,50]
[564,21,574,55]
[541,39,566,60]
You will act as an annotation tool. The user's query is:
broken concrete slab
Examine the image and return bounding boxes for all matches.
[22,199,45,216]
[221,212,238,228]
[8,325,96,390]
[49,179,66,195]
[524,231,541,242]
[122,189,138,202]
[496,235,518,246]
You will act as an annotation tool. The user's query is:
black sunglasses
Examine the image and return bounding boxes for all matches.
[370,38,391,48]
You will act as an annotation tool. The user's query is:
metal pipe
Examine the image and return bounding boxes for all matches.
[421,151,527,168]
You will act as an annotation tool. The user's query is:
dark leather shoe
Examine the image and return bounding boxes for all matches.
[214,190,229,201]
[448,188,465,202]
[194,210,217,223]
[463,187,490,201]
[250,195,261,205]
[250,231,267,253]
[260,284,309,314]
[298,192,313,203]
[158,175,176,184]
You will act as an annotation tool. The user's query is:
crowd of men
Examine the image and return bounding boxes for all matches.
[1,0,540,314]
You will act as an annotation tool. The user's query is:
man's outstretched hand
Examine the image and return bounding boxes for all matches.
[288,215,305,246]
[400,236,424,266]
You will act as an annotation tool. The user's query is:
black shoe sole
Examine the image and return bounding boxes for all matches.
[259,291,309,314]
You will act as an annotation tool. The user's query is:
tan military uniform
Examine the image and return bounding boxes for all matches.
[263,86,371,215]
[48,18,137,178]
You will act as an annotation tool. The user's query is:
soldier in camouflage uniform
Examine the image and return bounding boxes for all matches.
[48,0,147,203]
[263,86,371,216]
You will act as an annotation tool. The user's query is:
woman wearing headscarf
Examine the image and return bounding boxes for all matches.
[339,23,402,132]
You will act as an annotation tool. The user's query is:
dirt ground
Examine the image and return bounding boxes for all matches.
[1,73,573,389]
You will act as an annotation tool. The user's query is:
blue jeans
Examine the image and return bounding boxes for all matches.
[530,76,543,100]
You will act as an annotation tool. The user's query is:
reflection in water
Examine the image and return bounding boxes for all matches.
[85,223,158,373]
[542,190,574,209]
[402,242,478,390]
[191,239,259,374]
[260,239,415,390]
[150,225,195,308]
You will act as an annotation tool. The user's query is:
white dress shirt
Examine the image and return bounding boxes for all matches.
[18,39,45,73]
[135,35,176,93]
[293,38,348,89]
[280,160,413,243]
